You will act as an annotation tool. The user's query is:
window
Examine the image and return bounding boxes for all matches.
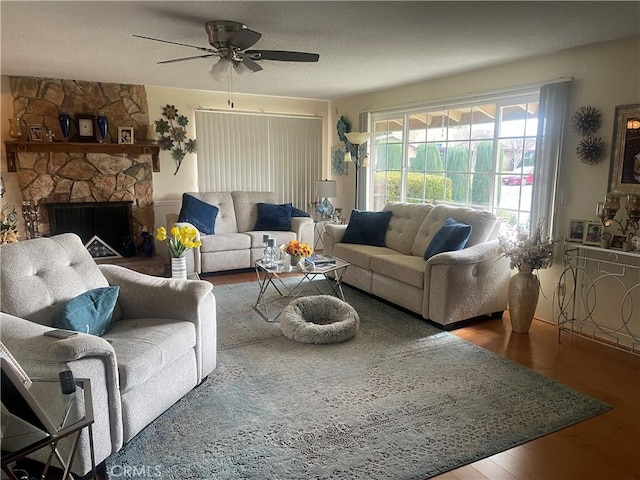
[371,93,541,229]
[195,109,322,209]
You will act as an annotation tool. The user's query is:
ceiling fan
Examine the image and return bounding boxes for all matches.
[134,20,320,81]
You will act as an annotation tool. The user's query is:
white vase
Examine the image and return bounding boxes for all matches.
[171,256,187,279]
[508,264,539,334]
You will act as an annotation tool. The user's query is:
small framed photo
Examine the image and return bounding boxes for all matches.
[567,219,586,242]
[610,234,627,250]
[28,124,44,142]
[583,221,603,245]
[118,127,134,145]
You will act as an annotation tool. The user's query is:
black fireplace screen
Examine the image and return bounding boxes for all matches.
[48,202,133,257]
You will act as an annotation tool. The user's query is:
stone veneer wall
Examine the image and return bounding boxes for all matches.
[10,76,153,244]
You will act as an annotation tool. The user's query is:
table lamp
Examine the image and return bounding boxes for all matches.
[316,179,337,219]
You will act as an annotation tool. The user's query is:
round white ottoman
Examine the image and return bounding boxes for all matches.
[280,295,359,344]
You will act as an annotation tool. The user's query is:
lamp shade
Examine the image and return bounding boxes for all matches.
[316,180,337,198]
[345,131,371,145]
[210,58,230,82]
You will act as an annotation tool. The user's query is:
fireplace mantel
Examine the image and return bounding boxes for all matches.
[4,140,161,172]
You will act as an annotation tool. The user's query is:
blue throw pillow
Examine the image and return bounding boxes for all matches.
[254,203,293,231]
[178,194,219,235]
[423,217,472,260]
[341,210,392,247]
[291,206,310,217]
[53,287,120,336]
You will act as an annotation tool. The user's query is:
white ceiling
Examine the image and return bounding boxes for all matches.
[1,1,638,101]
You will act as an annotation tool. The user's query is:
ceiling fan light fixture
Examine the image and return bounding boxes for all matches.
[210,58,230,82]
[233,60,252,77]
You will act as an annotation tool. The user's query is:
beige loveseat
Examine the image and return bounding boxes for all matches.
[167,191,314,275]
[323,203,510,329]
[0,233,217,476]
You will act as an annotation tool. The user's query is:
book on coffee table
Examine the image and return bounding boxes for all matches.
[305,254,337,267]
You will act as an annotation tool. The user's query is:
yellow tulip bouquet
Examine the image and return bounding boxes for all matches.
[156,226,202,258]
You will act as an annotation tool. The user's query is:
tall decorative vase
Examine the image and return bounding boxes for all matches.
[508,264,540,334]
[58,113,71,141]
[171,256,187,279]
[96,113,109,143]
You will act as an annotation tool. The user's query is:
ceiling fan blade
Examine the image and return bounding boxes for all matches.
[228,28,262,50]
[241,57,263,72]
[157,54,217,65]
[245,50,320,62]
[133,34,216,54]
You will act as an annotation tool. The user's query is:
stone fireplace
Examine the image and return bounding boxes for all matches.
[9,76,154,247]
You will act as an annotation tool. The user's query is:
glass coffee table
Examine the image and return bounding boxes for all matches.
[254,255,350,321]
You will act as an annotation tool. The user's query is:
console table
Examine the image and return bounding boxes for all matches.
[556,241,640,354]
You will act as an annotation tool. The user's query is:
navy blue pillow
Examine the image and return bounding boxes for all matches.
[341,210,392,246]
[423,217,472,260]
[254,203,293,231]
[178,194,219,235]
[291,206,310,217]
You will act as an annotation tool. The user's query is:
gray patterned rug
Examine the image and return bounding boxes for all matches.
[106,278,610,479]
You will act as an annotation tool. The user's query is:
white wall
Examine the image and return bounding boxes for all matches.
[329,36,640,324]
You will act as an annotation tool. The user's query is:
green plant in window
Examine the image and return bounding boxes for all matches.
[154,104,197,175]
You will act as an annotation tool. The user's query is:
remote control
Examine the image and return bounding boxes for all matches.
[59,370,76,395]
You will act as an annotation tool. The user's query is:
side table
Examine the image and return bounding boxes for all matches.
[313,219,341,251]
[1,378,96,480]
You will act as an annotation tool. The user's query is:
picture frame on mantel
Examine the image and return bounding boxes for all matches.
[608,103,640,194]
[75,114,97,142]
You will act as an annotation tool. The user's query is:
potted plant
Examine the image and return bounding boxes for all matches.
[156,226,201,279]
[499,223,557,333]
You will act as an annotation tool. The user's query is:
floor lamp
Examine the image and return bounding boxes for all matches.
[344,131,371,210]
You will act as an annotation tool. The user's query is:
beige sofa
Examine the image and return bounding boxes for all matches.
[323,202,510,329]
[167,191,314,275]
[0,233,216,476]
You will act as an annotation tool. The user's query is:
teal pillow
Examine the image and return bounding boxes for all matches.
[254,203,293,231]
[341,210,392,246]
[178,194,219,235]
[423,217,472,260]
[53,287,119,336]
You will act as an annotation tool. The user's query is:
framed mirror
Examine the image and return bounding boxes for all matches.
[608,103,640,194]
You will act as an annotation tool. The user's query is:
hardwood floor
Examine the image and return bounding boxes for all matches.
[205,271,640,479]
[28,271,639,479]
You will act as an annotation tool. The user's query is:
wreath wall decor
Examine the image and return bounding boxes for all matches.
[576,135,606,165]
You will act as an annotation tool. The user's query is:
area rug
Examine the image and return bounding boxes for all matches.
[106,278,610,479]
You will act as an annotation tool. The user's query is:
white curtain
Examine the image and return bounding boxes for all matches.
[531,80,573,237]
[195,109,322,208]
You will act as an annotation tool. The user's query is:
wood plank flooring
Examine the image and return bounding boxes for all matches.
[206,271,640,479]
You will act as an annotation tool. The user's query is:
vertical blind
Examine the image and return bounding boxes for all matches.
[195,109,322,209]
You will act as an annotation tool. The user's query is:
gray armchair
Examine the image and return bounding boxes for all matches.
[0,233,217,476]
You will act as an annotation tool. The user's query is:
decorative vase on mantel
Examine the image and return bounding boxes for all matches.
[96,112,109,143]
[508,263,540,334]
[58,113,71,141]
[171,256,187,279]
